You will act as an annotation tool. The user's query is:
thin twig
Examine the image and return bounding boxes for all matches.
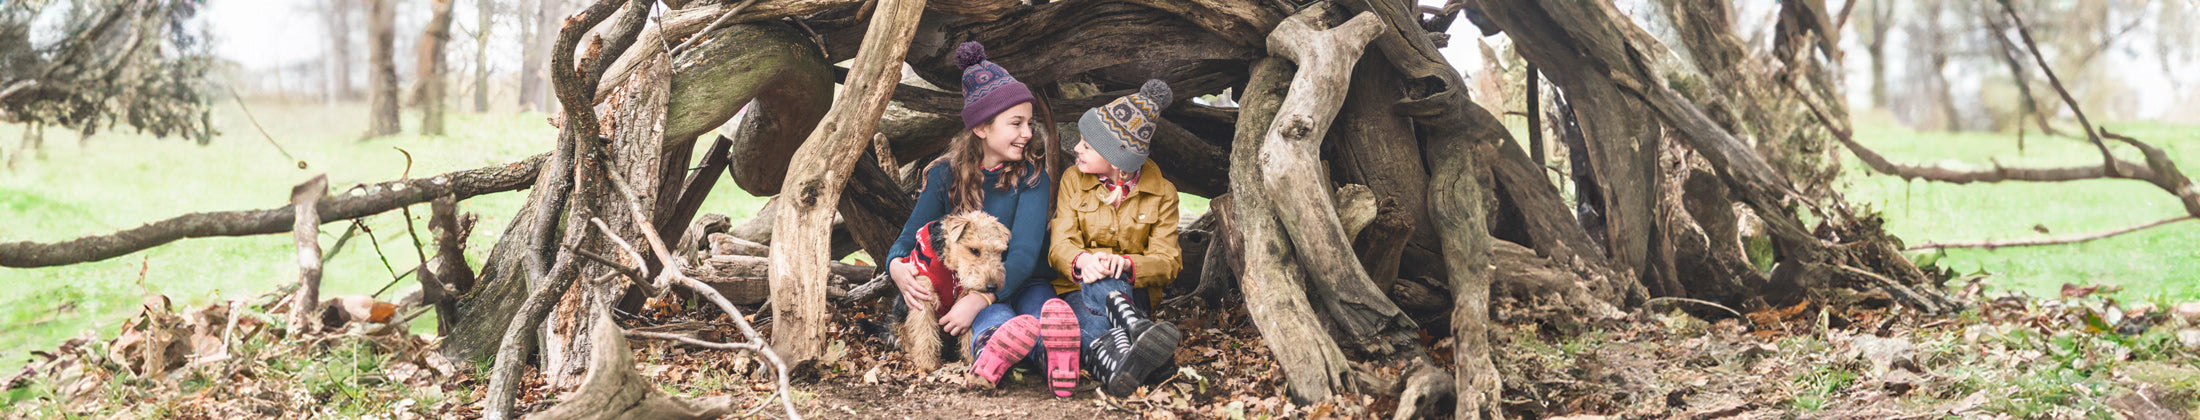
[569,245,646,283]
[369,266,419,299]
[650,0,674,55]
[589,217,652,281]
[391,147,446,302]
[625,330,765,352]
[666,0,760,59]
[320,222,361,264]
[1996,1,2116,175]
[1908,216,2195,250]
[1834,264,1951,314]
[1787,78,2151,184]
[604,170,684,291]
[739,385,784,420]
[1640,297,1754,330]
[604,168,799,420]
[357,219,407,297]
[367,305,436,336]
[227,85,306,169]
[669,275,799,419]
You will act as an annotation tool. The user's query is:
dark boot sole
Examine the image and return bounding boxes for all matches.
[1101,321,1180,397]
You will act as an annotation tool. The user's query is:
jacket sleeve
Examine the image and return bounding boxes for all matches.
[1047,174,1088,282]
[992,167,1055,301]
[1126,191,1182,289]
[886,164,952,263]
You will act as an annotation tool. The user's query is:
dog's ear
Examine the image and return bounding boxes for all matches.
[938,213,971,245]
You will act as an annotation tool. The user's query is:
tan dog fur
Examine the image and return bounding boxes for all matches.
[900,211,1012,371]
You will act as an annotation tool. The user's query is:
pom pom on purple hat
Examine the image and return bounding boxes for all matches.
[956,42,1035,129]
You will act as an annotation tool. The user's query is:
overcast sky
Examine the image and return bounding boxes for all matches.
[188,0,2190,119]
[197,0,1486,77]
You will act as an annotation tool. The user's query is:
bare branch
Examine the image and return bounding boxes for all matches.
[1796,12,2200,220]
[589,218,651,282]
[2100,129,2200,217]
[624,330,765,352]
[1997,1,2117,175]
[604,153,802,420]
[667,0,761,59]
[605,170,683,292]
[0,154,547,268]
[667,274,800,420]
[1788,80,2147,184]
[1908,216,2196,251]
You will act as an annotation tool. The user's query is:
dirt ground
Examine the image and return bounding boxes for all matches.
[7,282,2196,419]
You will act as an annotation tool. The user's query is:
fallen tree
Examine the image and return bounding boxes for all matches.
[0,154,546,268]
[4,0,2032,418]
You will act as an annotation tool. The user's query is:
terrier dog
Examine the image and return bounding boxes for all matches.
[897,211,1012,371]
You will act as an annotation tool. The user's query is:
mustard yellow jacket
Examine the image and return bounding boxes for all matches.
[1047,160,1182,306]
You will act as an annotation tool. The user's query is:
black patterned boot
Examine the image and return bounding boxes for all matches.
[1094,291,1179,397]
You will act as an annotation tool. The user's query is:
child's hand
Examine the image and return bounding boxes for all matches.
[938,294,990,335]
[889,258,935,308]
[1105,254,1132,278]
[1075,252,1111,283]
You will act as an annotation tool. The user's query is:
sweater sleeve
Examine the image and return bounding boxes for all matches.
[1125,192,1182,289]
[992,167,1055,301]
[1046,174,1087,283]
[886,164,952,263]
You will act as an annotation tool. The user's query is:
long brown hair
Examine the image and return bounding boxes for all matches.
[929,97,1058,213]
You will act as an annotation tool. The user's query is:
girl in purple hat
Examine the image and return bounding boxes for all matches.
[883,42,1085,395]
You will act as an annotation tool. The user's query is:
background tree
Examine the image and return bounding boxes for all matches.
[317,0,359,103]
[474,0,495,112]
[364,0,401,138]
[1855,0,1896,109]
[0,0,218,152]
[415,0,457,135]
[517,0,563,112]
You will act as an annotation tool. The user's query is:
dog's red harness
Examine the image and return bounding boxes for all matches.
[903,222,965,317]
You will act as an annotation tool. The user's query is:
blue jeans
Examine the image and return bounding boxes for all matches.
[969,278,1057,361]
[1060,273,1147,349]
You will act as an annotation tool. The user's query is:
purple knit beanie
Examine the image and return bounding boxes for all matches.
[956,42,1035,130]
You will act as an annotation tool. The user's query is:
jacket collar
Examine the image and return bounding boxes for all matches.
[1076,160,1167,198]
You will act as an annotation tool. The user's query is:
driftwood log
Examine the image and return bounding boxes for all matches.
[0,155,544,268]
[286,175,330,336]
[1259,6,1429,368]
[765,0,925,367]
[1229,54,1354,404]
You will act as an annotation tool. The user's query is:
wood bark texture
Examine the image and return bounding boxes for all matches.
[1260,6,1423,360]
[0,155,544,268]
[287,175,330,336]
[765,0,927,367]
[529,315,735,420]
[1230,56,1353,404]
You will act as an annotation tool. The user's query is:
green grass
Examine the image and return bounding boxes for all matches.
[1839,111,2200,301]
[0,101,769,375]
[3,98,2194,391]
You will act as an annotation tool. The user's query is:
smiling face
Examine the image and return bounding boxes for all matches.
[971,102,1034,167]
[1071,138,1119,175]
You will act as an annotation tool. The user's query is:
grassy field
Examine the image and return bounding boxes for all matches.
[0,102,2194,378]
[1838,111,2200,302]
[0,101,770,375]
